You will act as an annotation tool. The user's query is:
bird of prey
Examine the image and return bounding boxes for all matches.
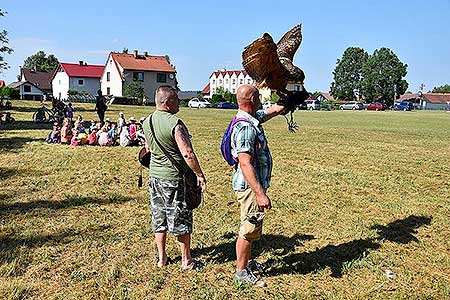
[242,24,305,92]
[242,24,308,132]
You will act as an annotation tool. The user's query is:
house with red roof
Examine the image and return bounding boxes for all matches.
[398,93,450,110]
[20,68,55,95]
[100,50,177,102]
[51,61,105,99]
[206,69,254,99]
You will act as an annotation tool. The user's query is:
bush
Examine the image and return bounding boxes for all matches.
[210,94,224,105]
[179,100,188,107]
[68,89,79,96]
[0,86,20,99]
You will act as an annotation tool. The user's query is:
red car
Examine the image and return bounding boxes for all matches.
[366,102,385,111]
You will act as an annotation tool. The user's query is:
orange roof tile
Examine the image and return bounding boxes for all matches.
[201,83,210,94]
[111,52,176,73]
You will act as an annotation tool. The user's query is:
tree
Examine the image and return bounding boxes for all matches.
[362,48,408,104]
[23,51,59,72]
[431,84,450,93]
[123,82,145,100]
[330,47,368,100]
[0,9,13,73]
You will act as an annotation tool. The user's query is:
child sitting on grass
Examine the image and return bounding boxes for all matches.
[46,122,61,144]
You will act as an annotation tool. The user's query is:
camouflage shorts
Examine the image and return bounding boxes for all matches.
[149,177,193,236]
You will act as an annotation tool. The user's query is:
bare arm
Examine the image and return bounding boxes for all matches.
[174,123,206,191]
[262,104,287,122]
[237,152,271,209]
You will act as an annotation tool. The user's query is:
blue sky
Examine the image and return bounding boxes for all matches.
[1,0,449,93]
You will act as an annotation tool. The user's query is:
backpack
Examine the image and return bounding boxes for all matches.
[220,117,252,166]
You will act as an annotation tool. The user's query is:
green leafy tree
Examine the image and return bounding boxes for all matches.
[223,90,233,103]
[215,86,225,96]
[210,94,224,105]
[330,47,368,100]
[362,48,408,104]
[23,51,59,72]
[0,9,13,73]
[431,84,450,93]
[269,91,280,103]
[123,82,145,100]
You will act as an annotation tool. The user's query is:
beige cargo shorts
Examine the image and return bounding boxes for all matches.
[236,188,265,241]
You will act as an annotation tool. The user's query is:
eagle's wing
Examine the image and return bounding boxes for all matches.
[277,24,302,60]
[242,33,288,90]
[277,24,305,83]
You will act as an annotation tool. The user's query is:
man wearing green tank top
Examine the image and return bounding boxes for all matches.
[143,86,207,270]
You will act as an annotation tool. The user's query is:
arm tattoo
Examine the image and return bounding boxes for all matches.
[177,125,192,147]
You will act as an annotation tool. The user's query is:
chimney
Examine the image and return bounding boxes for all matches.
[79,60,84,66]
[144,51,148,57]
[133,50,138,58]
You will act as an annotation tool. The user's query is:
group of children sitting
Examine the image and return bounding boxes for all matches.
[46,112,146,147]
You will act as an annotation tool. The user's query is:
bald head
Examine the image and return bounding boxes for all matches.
[237,85,260,114]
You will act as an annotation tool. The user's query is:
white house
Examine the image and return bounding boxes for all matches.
[8,81,45,100]
[203,69,305,99]
[52,61,105,100]
[100,50,177,103]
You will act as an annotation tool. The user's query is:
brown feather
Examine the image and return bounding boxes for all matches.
[242,33,288,90]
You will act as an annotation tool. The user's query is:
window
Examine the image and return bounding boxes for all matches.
[247,79,251,84]
[110,60,112,65]
[106,87,111,95]
[133,72,144,82]
[232,79,236,84]
[294,85,301,91]
[212,80,216,84]
[24,85,31,92]
[58,80,61,85]
[239,79,243,84]
[156,73,166,83]
[78,79,84,86]
[232,88,235,93]
[218,79,223,84]
[212,88,216,93]
[225,79,229,84]
[107,72,110,82]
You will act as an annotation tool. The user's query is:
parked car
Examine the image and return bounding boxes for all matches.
[392,101,414,111]
[188,98,211,108]
[305,99,321,110]
[339,102,364,110]
[216,102,238,109]
[366,102,386,111]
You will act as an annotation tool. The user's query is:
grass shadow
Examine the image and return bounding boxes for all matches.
[0,121,52,131]
[11,106,39,113]
[0,136,42,151]
[0,194,134,214]
[192,233,315,264]
[0,224,111,276]
[371,215,432,244]
[264,215,432,277]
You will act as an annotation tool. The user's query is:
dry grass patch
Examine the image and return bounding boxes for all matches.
[0,100,449,299]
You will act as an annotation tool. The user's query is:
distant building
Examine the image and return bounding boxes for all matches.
[204,68,304,99]
[316,92,333,102]
[398,93,450,110]
[52,61,105,100]
[206,69,254,98]
[8,81,45,100]
[20,68,55,95]
[100,50,177,103]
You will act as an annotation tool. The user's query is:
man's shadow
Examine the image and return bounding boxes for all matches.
[192,233,315,264]
[264,215,431,277]
[195,215,431,278]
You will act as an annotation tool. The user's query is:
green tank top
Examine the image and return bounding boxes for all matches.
[143,110,188,180]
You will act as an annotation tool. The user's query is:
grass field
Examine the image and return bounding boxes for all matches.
[1,100,449,300]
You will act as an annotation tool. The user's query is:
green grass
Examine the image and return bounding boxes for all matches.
[1,100,449,299]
